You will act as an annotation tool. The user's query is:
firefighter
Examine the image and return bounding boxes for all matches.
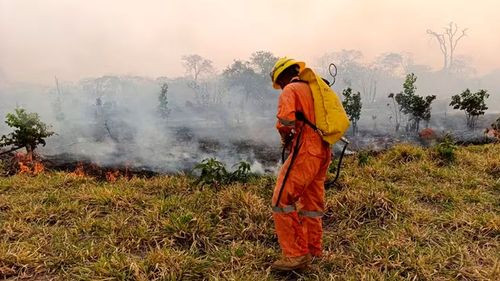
[269,58,332,271]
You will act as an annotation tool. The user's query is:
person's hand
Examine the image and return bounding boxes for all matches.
[281,130,295,146]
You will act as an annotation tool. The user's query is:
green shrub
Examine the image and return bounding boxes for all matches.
[0,108,54,155]
[194,158,252,186]
[435,134,457,164]
[194,158,228,186]
[228,161,251,183]
[358,151,372,166]
[342,88,362,135]
[450,89,489,129]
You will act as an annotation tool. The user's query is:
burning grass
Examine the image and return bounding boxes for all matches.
[0,144,499,280]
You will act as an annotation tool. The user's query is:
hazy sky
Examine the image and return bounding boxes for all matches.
[1,0,499,84]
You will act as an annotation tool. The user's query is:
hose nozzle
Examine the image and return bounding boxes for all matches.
[340,137,350,144]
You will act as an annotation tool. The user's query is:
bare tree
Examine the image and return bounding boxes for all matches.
[427,22,467,71]
[181,54,214,81]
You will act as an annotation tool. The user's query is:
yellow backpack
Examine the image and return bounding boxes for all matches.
[299,67,350,144]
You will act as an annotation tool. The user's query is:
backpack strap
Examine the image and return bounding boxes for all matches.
[290,79,308,84]
[295,111,325,136]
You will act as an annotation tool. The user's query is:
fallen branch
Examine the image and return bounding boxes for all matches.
[0,146,25,156]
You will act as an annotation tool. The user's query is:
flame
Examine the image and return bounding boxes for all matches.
[18,161,31,174]
[70,163,85,177]
[106,170,120,182]
[33,162,45,174]
[14,152,44,175]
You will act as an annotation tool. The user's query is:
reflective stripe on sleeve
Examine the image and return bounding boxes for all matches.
[298,210,323,218]
[272,205,296,214]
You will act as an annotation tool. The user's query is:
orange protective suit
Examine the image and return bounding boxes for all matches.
[272,77,331,258]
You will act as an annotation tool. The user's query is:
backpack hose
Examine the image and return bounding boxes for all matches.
[275,128,304,208]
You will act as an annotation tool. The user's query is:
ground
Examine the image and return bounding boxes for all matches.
[0,144,499,280]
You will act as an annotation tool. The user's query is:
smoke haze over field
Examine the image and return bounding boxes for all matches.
[0,0,499,173]
[1,0,500,84]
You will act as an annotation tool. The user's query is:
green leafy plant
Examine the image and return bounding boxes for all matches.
[450,89,489,129]
[342,88,362,135]
[357,151,372,166]
[390,73,436,132]
[194,158,228,186]
[194,158,252,186]
[435,134,457,164]
[228,161,251,183]
[0,108,54,156]
[328,158,340,174]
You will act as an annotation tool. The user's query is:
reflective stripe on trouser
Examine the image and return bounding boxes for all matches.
[272,205,296,213]
[272,140,331,258]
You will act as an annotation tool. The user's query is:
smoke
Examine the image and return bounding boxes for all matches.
[0,52,498,174]
[0,74,282,173]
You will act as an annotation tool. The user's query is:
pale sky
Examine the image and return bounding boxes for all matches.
[1,0,499,84]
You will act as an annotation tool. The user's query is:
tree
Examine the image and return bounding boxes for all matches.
[158,83,171,119]
[427,22,467,71]
[390,74,436,132]
[408,95,436,131]
[450,89,489,129]
[387,93,402,132]
[0,108,54,158]
[249,51,278,77]
[449,55,476,77]
[222,60,263,103]
[375,52,405,76]
[181,54,214,81]
[341,88,362,135]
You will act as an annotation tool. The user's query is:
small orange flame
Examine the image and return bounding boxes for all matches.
[106,170,120,182]
[14,152,44,175]
[70,163,85,177]
[18,161,31,174]
[33,162,45,174]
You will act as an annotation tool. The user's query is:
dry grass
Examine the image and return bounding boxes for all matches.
[0,144,499,280]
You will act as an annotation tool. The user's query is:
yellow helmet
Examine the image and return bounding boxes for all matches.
[270,57,306,89]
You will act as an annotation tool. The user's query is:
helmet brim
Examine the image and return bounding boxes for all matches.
[272,61,306,89]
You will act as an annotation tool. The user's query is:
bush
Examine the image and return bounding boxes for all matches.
[194,158,252,186]
[0,108,54,156]
[357,151,372,166]
[435,134,457,165]
[342,88,362,135]
[228,161,251,183]
[389,74,436,132]
[450,89,489,129]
